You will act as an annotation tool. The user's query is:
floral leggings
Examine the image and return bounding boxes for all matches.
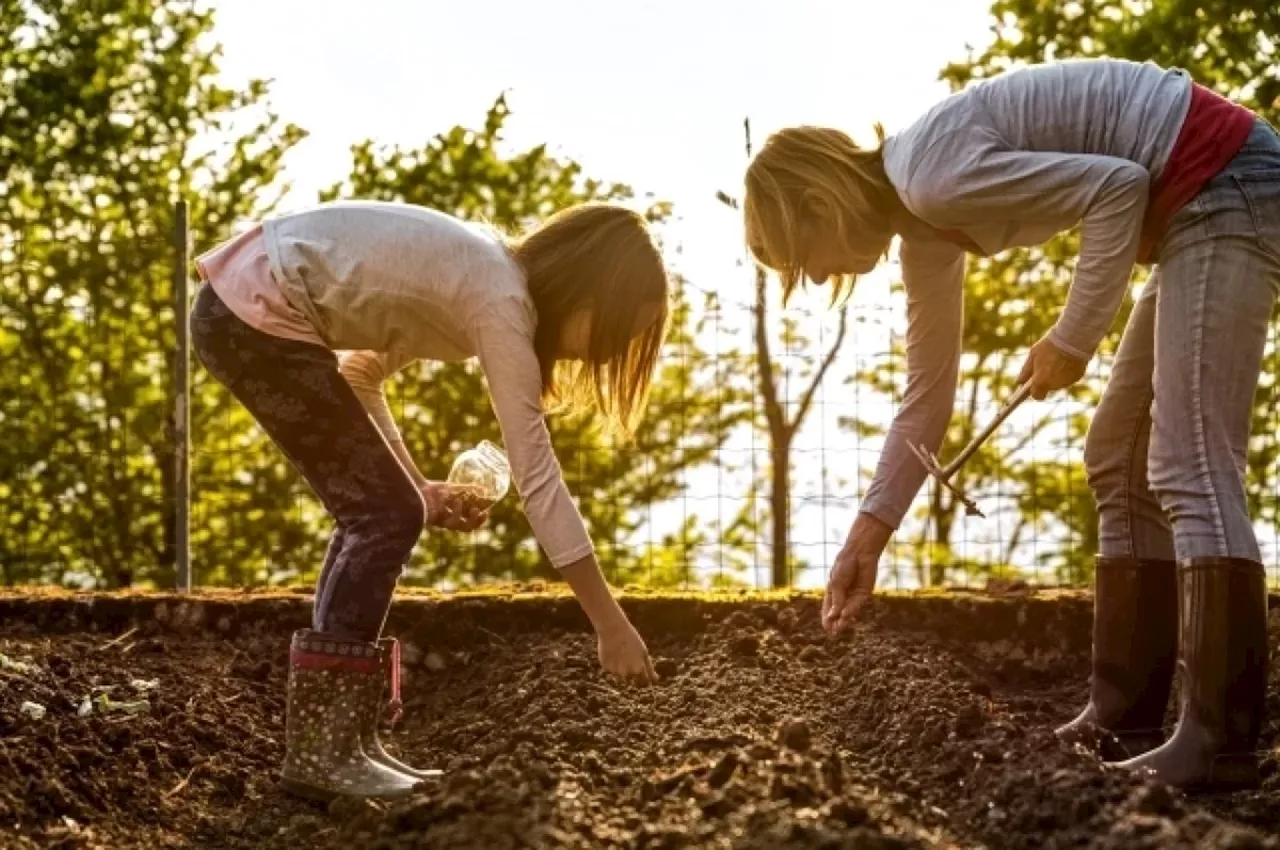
[191,284,423,640]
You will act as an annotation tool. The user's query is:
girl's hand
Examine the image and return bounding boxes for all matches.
[420,481,489,532]
[596,615,658,683]
[558,554,656,682]
[822,512,893,633]
[1018,336,1088,400]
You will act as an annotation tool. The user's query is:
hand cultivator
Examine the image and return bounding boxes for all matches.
[908,382,1033,519]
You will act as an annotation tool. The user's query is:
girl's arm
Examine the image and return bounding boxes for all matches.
[468,297,596,568]
[470,297,654,679]
[338,350,426,486]
[859,237,966,529]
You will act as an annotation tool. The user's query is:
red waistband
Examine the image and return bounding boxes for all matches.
[1138,83,1255,263]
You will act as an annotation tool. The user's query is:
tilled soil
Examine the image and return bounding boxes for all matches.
[1,592,1278,849]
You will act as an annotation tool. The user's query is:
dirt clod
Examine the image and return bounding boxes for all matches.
[730,634,760,657]
[778,718,813,752]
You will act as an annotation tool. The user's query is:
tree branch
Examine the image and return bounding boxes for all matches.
[1003,518,1027,565]
[790,306,850,433]
[756,267,784,439]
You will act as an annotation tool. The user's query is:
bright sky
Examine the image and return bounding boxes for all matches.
[207,0,996,293]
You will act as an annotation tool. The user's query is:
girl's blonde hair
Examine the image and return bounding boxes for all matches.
[511,203,670,439]
[743,125,894,303]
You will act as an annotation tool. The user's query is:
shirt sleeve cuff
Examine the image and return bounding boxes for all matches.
[547,541,596,569]
[1046,325,1095,362]
[858,500,904,531]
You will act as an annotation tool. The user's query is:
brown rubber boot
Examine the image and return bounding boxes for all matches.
[1116,558,1269,791]
[358,638,442,781]
[1056,557,1177,760]
[280,630,420,801]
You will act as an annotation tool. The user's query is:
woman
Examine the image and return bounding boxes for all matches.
[192,200,668,800]
[743,58,1277,791]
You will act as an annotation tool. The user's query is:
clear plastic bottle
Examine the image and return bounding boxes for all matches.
[446,440,511,511]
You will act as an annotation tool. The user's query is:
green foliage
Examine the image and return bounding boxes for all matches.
[942,0,1280,122]
[0,0,304,587]
[0,5,752,590]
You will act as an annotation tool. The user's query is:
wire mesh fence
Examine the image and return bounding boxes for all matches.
[4,203,1280,591]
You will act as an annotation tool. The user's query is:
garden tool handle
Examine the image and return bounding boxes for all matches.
[943,382,1033,476]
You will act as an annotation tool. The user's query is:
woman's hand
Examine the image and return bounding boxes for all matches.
[420,481,489,531]
[822,512,894,633]
[1018,336,1089,400]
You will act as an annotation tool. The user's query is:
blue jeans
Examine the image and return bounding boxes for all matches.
[1086,118,1280,563]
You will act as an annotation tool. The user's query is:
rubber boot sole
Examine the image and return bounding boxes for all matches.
[280,774,417,803]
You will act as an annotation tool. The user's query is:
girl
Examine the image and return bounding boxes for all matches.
[191,201,669,801]
[743,58,1277,791]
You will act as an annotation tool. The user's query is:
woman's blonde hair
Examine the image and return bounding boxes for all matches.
[743,125,894,303]
[511,203,670,439]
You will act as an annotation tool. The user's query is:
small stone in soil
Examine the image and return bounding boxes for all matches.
[653,658,678,678]
[778,719,812,752]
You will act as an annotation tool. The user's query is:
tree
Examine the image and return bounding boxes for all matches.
[754,267,849,587]
[0,0,304,587]
[715,118,854,588]
[322,97,755,586]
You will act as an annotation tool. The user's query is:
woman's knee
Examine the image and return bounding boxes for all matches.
[1083,404,1133,499]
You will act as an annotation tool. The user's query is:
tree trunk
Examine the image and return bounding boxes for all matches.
[929,492,955,587]
[770,439,791,588]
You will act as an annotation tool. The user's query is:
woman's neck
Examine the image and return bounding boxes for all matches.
[888,198,933,243]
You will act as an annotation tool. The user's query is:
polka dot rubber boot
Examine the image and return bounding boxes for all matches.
[279,630,419,802]
[358,638,442,781]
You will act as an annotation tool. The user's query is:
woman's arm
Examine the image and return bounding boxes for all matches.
[908,135,1149,361]
[823,238,965,631]
[858,237,966,529]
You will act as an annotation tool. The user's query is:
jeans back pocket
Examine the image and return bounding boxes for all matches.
[1233,170,1280,267]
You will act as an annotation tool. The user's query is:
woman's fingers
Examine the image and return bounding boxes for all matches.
[822,580,845,634]
[828,553,879,633]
